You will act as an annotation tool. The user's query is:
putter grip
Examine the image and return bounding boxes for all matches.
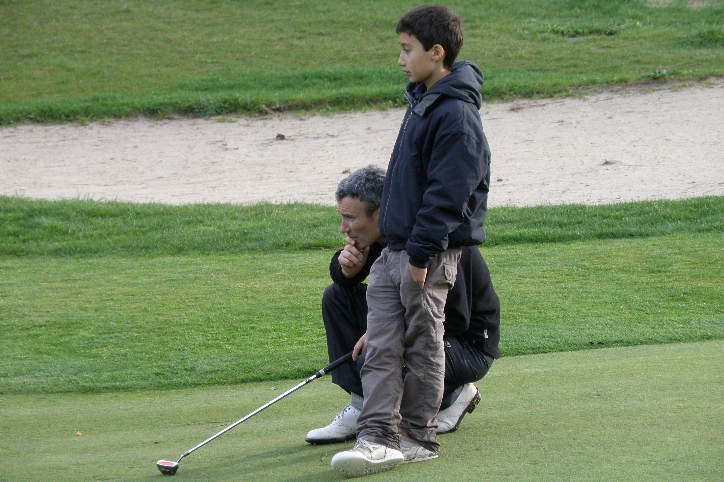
[317,351,353,377]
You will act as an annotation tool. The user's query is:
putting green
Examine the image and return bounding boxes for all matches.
[1,340,721,481]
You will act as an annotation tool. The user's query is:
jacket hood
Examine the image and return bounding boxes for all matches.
[406,61,484,113]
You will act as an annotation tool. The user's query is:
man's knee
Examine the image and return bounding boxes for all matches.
[322,283,368,343]
[322,283,342,306]
[323,282,367,305]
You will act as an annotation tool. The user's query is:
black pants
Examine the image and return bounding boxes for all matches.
[322,283,493,410]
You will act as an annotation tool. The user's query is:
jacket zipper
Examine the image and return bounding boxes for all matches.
[382,93,417,236]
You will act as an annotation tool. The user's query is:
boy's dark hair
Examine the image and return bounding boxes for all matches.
[335,165,386,217]
[396,4,463,70]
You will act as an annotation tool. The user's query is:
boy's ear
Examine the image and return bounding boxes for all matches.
[431,44,446,64]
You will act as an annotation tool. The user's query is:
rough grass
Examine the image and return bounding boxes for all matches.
[1,0,723,124]
[2,197,722,394]
[2,231,722,394]
[1,196,722,256]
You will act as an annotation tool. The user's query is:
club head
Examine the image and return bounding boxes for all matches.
[157,460,179,475]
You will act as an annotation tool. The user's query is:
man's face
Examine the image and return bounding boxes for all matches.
[337,196,381,250]
[398,32,437,86]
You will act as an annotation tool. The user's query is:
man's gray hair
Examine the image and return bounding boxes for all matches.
[335,165,386,217]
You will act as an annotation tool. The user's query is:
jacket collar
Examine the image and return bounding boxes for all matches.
[406,91,442,116]
[404,61,484,116]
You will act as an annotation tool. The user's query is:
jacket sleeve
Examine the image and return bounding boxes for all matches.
[407,118,489,268]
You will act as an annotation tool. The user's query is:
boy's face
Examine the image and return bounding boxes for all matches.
[398,32,445,89]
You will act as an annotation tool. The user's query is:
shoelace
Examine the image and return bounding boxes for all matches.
[333,405,354,422]
[353,439,376,454]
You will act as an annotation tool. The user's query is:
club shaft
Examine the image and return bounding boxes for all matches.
[176,351,353,463]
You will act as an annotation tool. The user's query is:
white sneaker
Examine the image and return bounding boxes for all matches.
[397,434,438,464]
[331,439,404,478]
[305,404,359,445]
[436,383,481,434]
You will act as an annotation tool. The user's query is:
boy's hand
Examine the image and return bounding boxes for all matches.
[409,264,427,288]
[339,237,370,278]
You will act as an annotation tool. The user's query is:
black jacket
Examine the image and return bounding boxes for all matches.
[379,61,491,269]
[329,243,500,359]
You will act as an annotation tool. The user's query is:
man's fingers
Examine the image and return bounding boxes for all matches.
[340,250,360,267]
[352,334,367,361]
[342,244,363,265]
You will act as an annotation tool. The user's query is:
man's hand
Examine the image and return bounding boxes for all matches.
[338,237,370,278]
[352,333,367,361]
[409,264,427,288]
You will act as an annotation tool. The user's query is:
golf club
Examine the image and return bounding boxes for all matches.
[156,351,353,475]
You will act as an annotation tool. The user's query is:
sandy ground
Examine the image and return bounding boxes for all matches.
[1,78,723,207]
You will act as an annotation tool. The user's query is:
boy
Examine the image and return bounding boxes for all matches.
[331,5,492,478]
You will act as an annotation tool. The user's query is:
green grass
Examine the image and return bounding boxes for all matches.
[1,340,722,481]
[0,252,331,394]
[1,195,722,394]
[3,1,723,477]
[0,198,342,256]
[2,196,722,256]
[2,0,724,124]
[2,190,722,477]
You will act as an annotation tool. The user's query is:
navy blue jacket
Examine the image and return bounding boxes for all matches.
[379,61,491,269]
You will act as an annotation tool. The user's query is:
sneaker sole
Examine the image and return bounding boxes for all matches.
[305,433,356,445]
[437,388,481,435]
[331,454,403,478]
[402,452,439,464]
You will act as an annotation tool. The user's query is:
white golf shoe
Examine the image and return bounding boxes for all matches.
[436,383,481,434]
[397,434,439,463]
[331,439,404,478]
[305,404,359,445]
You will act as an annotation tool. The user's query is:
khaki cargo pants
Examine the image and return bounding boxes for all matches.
[356,247,460,453]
